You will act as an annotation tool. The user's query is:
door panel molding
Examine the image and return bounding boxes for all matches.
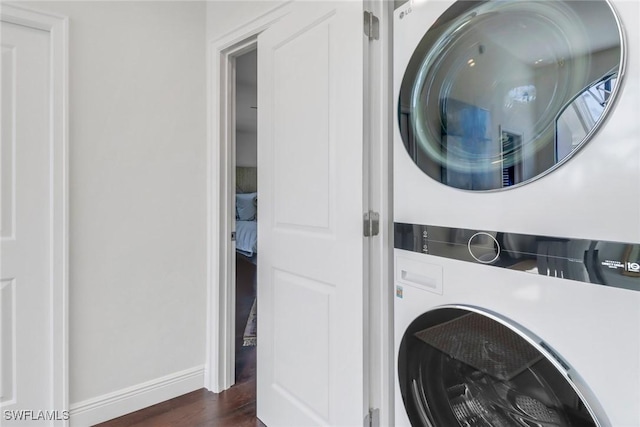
[256,2,366,425]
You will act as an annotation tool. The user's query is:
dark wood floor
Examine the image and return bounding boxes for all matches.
[97,255,264,427]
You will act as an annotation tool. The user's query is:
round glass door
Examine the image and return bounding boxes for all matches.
[398,0,624,191]
[398,308,602,426]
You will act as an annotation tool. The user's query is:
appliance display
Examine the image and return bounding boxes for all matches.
[395,223,640,291]
[393,0,640,426]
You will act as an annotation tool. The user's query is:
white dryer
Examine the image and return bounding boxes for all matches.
[393,0,640,426]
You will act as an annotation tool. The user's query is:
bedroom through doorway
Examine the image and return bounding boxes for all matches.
[233,47,258,406]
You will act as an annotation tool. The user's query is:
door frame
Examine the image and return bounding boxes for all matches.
[205,2,291,393]
[0,3,69,422]
[363,1,394,425]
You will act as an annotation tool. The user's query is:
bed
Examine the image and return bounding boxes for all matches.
[236,219,257,258]
[236,167,258,261]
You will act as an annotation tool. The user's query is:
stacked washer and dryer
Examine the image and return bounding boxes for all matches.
[393,0,640,426]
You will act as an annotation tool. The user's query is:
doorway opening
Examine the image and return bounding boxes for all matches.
[233,48,259,402]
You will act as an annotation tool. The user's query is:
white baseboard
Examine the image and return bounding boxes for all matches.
[69,365,204,426]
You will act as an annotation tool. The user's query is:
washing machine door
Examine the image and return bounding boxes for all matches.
[398,307,604,426]
[397,0,624,191]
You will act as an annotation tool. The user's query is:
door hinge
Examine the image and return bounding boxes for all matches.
[363,211,380,237]
[364,408,380,427]
[363,11,379,40]
[231,231,236,242]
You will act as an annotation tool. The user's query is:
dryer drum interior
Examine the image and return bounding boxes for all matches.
[398,308,599,426]
[397,0,624,191]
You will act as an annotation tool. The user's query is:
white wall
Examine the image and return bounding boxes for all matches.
[236,132,258,167]
[26,0,208,416]
[236,50,258,167]
[207,0,286,42]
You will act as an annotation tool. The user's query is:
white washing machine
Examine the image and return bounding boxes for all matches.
[393,0,640,426]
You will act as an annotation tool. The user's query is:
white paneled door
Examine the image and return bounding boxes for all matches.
[257,2,366,426]
[1,8,67,425]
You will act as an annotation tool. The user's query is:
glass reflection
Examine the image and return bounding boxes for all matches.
[398,0,623,191]
[556,74,617,160]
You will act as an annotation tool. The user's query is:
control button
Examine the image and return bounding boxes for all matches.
[468,232,500,264]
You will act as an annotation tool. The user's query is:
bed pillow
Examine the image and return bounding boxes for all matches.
[236,192,257,221]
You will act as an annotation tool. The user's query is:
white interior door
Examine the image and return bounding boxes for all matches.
[1,16,61,424]
[257,2,366,426]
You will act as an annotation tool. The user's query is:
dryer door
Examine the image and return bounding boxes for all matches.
[398,307,604,426]
[398,0,624,191]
